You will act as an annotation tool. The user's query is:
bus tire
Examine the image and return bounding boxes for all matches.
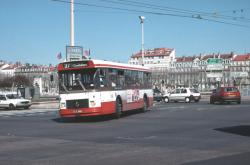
[142,96,148,113]
[114,98,122,119]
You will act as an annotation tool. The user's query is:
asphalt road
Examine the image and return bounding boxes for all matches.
[0,100,250,165]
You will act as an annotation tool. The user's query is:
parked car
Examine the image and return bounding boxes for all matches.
[0,92,32,110]
[163,88,201,103]
[153,88,162,102]
[210,86,241,104]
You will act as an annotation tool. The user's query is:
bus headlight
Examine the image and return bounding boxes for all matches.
[60,102,66,109]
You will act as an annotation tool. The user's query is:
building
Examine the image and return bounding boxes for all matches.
[129,48,176,88]
[231,53,250,95]
[168,52,249,94]
[15,64,58,95]
[129,48,175,68]
[0,64,17,77]
[129,49,250,95]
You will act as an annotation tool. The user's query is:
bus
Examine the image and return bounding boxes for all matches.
[57,59,153,118]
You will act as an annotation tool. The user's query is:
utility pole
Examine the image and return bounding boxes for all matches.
[139,16,145,66]
[70,0,75,46]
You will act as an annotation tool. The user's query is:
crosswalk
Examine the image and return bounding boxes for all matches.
[0,108,58,118]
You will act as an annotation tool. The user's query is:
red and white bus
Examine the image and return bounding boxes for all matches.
[57,59,153,118]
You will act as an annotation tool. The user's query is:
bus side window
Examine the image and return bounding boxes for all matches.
[99,69,107,88]
[108,68,117,88]
[117,70,125,89]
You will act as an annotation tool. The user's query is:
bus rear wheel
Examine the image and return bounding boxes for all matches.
[114,98,122,119]
[142,97,148,113]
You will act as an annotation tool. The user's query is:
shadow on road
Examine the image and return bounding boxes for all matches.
[214,125,250,137]
[52,109,145,123]
[181,151,250,165]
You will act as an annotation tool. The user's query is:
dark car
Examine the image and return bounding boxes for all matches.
[210,86,241,104]
[153,88,162,102]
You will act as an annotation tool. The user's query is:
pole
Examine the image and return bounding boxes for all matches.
[70,0,75,46]
[141,21,144,66]
[139,16,145,66]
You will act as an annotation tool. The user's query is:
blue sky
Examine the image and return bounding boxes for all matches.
[0,0,250,65]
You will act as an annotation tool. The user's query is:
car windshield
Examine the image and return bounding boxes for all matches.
[153,88,161,94]
[190,89,199,93]
[6,94,22,99]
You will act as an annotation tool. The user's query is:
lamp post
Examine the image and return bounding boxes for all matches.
[139,16,145,66]
[70,0,75,46]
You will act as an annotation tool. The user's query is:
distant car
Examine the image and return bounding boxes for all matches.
[163,88,201,103]
[210,86,241,104]
[0,92,32,110]
[153,88,162,102]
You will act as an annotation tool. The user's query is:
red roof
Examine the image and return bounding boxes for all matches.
[201,53,234,60]
[176,56,195,62]
[233,53,250,61]
[131,48,174,58]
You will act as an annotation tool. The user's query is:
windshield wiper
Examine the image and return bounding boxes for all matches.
[77,79,86,91]
[60,82,69,93]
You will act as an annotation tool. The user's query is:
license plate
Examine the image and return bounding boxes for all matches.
[74,109,82,113]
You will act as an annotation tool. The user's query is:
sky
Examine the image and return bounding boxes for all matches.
[0,0,250,65]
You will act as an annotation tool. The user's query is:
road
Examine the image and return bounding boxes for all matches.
[0,100,250,165]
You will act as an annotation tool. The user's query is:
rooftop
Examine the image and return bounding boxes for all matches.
[233,53,250,61]
[131,48,174,58]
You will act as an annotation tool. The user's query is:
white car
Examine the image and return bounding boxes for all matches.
[0,92,32,110]
[163,88,201,103]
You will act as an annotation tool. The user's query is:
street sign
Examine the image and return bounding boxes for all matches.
[206,58,223,71]
[207,58,222,64]
[230,72,248,78]
[66,46,83,61]
[207,72,223,78]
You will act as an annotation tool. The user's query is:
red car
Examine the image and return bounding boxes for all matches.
[210,87,241,104]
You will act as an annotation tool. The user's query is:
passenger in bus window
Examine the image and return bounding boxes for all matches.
[99,69,107,88]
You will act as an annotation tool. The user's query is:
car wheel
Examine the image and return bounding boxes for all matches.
[164,97,169,103]
[185,97,190,103]
[219,99,224,104]
[210,98,214,104]
[24,106,30,109]
[9,104,15,110]
[237,100,241,104]
[195,99,199,103]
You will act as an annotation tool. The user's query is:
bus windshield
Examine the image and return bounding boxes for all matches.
[59,68,98,93]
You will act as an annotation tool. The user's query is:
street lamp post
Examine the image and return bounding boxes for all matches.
[139,16,145,66]
[70,0,75,46]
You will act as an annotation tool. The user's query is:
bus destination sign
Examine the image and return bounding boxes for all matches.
[66,46,83,61]
[64,61,88,69]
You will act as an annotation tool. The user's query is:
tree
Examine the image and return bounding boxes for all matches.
[0,75,32,88]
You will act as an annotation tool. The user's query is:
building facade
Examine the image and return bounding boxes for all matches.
[129,49,250,95]
[14,64,58,95]
[129,48,175,68]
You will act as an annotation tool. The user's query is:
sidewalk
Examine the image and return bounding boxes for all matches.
[31,100,59,109]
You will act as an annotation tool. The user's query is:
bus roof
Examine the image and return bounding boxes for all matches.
[58,59,151,72]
